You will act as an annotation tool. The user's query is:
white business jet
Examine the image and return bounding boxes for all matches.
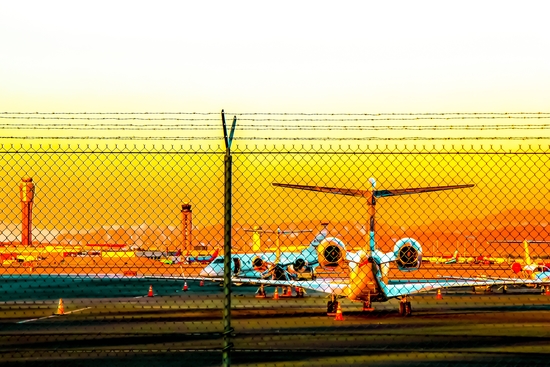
[222,179,542,316]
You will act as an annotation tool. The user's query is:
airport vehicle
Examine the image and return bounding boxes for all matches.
[197,179,542,316]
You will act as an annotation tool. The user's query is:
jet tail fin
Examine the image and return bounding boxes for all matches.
[524,240,532,266]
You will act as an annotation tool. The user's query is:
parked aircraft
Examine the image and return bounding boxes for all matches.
[424,250,462,264]
[184,248,220,264]
[196,179,541,316]
[508,240,550,282]
[200,225,330,281]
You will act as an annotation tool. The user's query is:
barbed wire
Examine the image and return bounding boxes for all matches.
[0,112,219,115]
[2,135,550,141]
[2,122,550,131]
[2,116,550,124]
[2,111,549,116]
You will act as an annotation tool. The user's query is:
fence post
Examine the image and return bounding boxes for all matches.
[222,110,236,367]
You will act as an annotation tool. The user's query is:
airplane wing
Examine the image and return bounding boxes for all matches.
[170,273,546,300]
[172,274,350,295]
[380,277,542,298]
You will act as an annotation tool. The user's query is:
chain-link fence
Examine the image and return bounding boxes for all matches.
[2,117,550,366]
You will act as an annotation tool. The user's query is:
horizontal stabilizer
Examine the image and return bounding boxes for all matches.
[490,240,550,244]
[243,228,313,235]
[273,183,474,198]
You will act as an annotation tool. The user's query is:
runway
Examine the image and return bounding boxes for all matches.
[2,275,550,366]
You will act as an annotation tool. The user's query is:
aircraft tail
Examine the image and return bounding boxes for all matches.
[524,240,532,266]
[308,224,329,248]
[208,249,220,262]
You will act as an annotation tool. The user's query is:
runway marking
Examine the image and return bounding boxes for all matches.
[17,307,92,324]
[17,314,57,324]
[65,306,92,315]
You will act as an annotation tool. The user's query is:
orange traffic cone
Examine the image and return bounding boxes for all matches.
[334,302,344,321]
[280,286,292,298]
[436,289,443,300]
[148,285,154,297]
[273,287,280,300]
[199,280,204,287]
[183,282,189,292]
[545,286,550,296]
[54,298,65,315]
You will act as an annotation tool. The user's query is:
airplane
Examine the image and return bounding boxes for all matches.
[506,240,550,283]
[443,250,460,264]
[200,225,330,281]
[184,248,220,264]
[156,248,220,265]
[192,179,544,316]
[424,249,461,264]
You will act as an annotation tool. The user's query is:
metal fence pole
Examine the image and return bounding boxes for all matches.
[222,110,236,367]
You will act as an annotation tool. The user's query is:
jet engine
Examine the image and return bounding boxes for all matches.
[293,258,308,272]
[271,264,287,280]
[252,256,268,272]
[393,238,422,271]
[317,237,347,268]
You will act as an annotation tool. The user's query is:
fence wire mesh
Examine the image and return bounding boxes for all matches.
[1,124,550,366]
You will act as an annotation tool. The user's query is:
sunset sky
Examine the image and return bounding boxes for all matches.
[1,2,550,252]
[1,1,549,115]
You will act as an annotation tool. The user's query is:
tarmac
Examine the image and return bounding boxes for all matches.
[2,272,550,367]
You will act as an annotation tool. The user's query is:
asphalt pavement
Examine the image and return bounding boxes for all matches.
[2,275,550,367]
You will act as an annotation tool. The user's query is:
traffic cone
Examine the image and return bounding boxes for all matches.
[148,285,154,297]
[436,289,443,300]
[545,286,550,296]
[273,287,279,300]
[54,298,65,315]
[334,302,344,321]
[199,280,204,287]
[183,282,189,292]
[281,286,292,298]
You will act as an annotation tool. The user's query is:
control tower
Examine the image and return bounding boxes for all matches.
[19,177,35,246]
[181,203,192,253]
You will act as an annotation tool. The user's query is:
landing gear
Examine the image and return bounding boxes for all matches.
[255,284,267,298]
[327,294,338,316]
[362,293,374,312]
[399,296,412,317]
